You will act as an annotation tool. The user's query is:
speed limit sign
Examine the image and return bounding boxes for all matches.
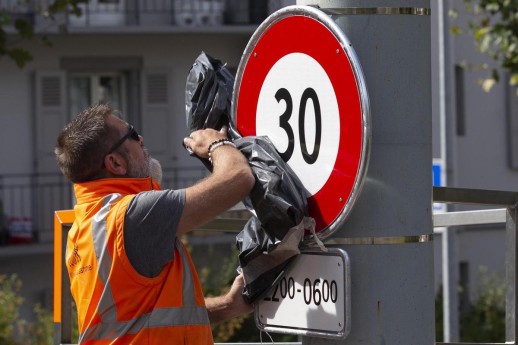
[232,5,371,240]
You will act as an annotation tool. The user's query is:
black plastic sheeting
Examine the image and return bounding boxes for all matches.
[185,52,312,303]
[185,51,234,134]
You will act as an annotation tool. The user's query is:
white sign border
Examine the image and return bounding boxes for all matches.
[231,5,372,242]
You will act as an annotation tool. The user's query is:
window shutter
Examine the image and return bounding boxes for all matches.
[34,71,67,173]
[141,69,173,169]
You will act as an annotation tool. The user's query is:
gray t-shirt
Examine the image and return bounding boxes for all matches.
[124,189,185,278]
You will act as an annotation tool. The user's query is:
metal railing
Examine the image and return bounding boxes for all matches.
[0,172,71,244]
[1,0,263,27]
[0,167,207,244]
[433,187,518,345]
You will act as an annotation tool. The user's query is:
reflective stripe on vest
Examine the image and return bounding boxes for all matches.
[80,193,209,342]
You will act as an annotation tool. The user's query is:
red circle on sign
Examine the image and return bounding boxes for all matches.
[235,14,365,234]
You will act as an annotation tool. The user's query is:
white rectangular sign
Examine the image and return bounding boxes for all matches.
[255,249,350,339]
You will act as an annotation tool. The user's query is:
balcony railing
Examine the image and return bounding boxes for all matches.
[1,0,269,29]
[0,166,208,245]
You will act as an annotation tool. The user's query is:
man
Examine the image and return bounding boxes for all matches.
[55,103,255,344]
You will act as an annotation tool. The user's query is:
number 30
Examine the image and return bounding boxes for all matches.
[275,87,322,164]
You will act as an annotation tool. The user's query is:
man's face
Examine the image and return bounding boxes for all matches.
[107,115,162,181]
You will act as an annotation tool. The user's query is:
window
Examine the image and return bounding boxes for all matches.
[69,74,127,120]
[455,65,466,136]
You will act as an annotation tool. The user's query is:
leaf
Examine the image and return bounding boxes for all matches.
[451,26,463,35]
[40,36,52,47]
[510,73,518,85]
[486,3,500,13]
[48,0,71,13]
[14,19,34,40]
[459,60,469,69]
[449,8,459,19]
[0,11,9,25]
[7,48,33,68]
[0,29,6,54]
[48,0,83,15]
[492,68,500,82]
[475,26,491,41]
[481,78,497,92]
[71,5,83,17]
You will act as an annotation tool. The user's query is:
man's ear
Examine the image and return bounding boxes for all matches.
[103,153,127,176]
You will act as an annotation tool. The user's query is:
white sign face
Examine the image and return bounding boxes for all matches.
[256,250,351,339]
[256,53,340,195]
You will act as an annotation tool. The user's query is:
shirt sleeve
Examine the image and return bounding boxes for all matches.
[124,189,185,278]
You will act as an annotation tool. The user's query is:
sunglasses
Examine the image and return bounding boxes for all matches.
[107,125,140,154]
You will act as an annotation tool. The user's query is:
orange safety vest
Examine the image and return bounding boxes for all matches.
[67,177,213,344]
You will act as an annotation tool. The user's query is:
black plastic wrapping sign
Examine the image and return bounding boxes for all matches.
[185,52,310,303]
[185,51,235,134]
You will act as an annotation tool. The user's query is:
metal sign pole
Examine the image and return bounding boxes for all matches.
[296,1,434,344]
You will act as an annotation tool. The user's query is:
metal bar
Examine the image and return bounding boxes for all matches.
[433,186,518,206]
[442,227,459,342]
[195,218,248,232]
[506,206,518,343]
[325,234,433,245]
[434,208,507,227]
[436,343,511,345]
[61,224,72,343]
[314,6,431,16]
[194,203,250,232]
[53,210,75,345]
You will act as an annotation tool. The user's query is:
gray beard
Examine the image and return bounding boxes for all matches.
[149,158,163,185]
[126,158,149,179]
[125,148,162,184]
[125,148,153,180]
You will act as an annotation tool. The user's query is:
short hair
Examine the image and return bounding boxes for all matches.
[55,103,119,182]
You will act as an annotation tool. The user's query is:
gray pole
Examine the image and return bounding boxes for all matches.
[442,228,459,341]
[295,1,434,344]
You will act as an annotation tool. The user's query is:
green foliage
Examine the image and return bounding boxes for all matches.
[435,268,505,343]
[460,268,505,342]
[0,274,54,345]
[19,304,54,345]
[0,274,24,344]
[453,0,518,92]
[0,0,82,68]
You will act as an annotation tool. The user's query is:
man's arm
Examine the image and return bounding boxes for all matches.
[177,127,254,237]
[205,274,253,324]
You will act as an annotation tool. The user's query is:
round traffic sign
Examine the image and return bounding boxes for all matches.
[232,5,370,240]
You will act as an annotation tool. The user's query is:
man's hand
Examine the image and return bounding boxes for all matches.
[226,274,254,316]
[205,274,253,325]
[183,127,228,159]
